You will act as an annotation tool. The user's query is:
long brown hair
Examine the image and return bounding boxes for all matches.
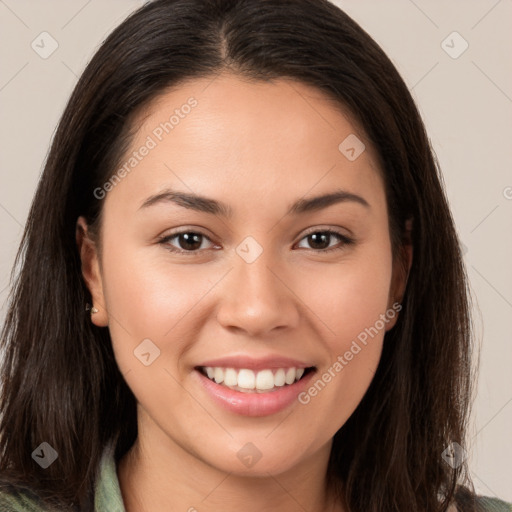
[0,0,477,510]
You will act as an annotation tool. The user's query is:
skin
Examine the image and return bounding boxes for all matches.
[76,72,411,512]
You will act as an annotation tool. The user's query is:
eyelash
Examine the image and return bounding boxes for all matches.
[158,228,355,256]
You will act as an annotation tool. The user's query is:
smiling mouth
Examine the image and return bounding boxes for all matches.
[196,366,316,393]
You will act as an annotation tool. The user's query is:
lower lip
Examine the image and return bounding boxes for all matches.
[193,368,316,417]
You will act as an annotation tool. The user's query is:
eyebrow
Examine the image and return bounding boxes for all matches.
[138,187,370,218]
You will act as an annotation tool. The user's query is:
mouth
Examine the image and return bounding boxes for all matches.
[195,365,316,393]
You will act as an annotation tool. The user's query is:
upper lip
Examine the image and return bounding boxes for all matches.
[196,355,315,371]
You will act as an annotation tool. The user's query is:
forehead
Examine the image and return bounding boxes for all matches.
[104,72,385,218]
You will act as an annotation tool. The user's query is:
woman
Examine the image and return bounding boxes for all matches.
[0,0,510,511]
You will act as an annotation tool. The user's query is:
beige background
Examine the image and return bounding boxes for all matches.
[0,0,511,501]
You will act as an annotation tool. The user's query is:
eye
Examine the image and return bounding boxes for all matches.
[158,230,217,255]
[158,228,354,256]
[295,229,354,253]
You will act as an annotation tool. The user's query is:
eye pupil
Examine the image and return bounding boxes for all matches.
[308,232,330,250]
[179,232,202,251]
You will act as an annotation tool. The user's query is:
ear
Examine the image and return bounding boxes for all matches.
[76,216,109,327]
[386,218,413,331]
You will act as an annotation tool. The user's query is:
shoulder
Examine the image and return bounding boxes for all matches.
[0,442,121,512]
[452,495,512,512]
[473,495,512,512]
[0,486,48,512]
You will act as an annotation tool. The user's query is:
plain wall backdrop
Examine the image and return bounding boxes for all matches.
[0,0,511,502]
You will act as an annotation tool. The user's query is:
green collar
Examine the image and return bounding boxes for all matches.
[94,442,126,512]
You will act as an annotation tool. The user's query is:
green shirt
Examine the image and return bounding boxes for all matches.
[0,442,511,511]
[0,442,125,512]
[93,441,126,512]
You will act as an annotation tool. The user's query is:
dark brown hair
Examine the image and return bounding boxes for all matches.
[0,0,478,510]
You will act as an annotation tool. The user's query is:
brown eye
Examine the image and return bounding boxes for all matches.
[159,231,215,254]
[158,228,354,256]
[296,230,354,253]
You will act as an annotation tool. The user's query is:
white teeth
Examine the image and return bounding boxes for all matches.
[255,369,274,390]
[201,366,309,392]
[274,368,286,387]
[237,369,255,389]
[213,367,224,384]
[285,368,296,385]
[224,368,238,387]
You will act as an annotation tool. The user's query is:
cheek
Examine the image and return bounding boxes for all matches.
[296,241,393,412]
[100,238,216,373]
[302,244,393,346]
[296,272,392,435]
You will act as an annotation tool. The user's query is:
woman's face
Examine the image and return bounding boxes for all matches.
[78,72,406,477]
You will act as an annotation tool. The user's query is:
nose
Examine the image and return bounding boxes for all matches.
[215,247,301,337]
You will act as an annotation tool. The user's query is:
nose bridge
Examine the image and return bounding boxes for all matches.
[233,236,284,310]
[215,236,299,335]
[236,241,279,298]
